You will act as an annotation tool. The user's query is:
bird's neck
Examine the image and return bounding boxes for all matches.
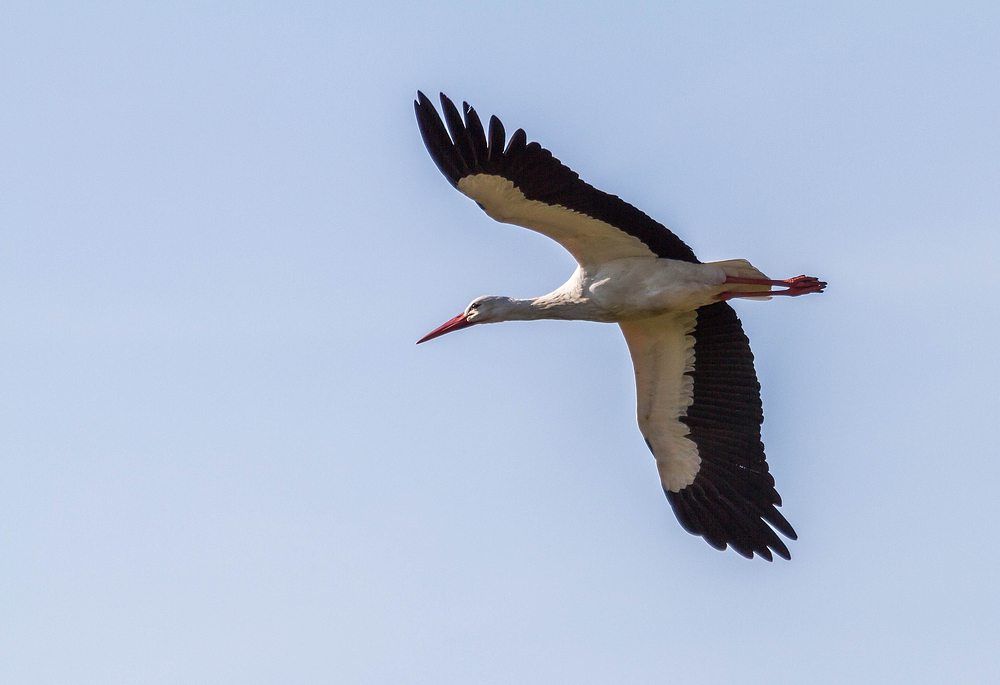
[500,293,601,322]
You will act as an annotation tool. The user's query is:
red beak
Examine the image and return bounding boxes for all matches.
[417,312,474,344]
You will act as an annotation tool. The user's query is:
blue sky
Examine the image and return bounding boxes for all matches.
[2,2,998,683]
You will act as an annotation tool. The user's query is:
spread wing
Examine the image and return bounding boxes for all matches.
[414,92,699,267]
[619,302,796,560]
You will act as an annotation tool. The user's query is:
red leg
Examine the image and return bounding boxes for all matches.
[717,275,827,301]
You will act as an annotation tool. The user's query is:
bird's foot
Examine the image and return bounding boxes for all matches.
[779,275,827,296]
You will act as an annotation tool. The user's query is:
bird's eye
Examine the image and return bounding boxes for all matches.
[469,303,479,310]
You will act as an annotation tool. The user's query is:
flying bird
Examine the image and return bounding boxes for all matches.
[414,92,825,560]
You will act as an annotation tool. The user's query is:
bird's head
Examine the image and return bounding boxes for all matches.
[417,295,513,344]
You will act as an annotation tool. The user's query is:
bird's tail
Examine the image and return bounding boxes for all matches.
[708,259,773,300]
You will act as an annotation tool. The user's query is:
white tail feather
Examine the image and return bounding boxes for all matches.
[707,259,773,300]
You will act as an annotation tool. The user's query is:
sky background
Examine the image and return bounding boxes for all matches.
[2,2,999,683]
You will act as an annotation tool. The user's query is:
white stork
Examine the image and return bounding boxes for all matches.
[414,92,825,561]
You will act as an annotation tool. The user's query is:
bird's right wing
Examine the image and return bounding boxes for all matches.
[619,302,796,560]
[415,92,699,267]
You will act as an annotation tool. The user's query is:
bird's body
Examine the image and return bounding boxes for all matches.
[414,92,825,561]
[436,258,762,325]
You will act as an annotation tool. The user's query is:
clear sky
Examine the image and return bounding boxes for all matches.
[2,2,998,683]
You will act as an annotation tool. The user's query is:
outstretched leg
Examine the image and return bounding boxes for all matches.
[718,275,827,301]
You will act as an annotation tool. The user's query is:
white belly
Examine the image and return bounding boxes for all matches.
[585,257,728,319]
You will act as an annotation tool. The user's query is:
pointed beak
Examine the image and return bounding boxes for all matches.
[417,312,474,344]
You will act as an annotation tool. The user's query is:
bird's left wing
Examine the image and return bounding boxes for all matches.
[619,302,796,560]
[415,92,698,267]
